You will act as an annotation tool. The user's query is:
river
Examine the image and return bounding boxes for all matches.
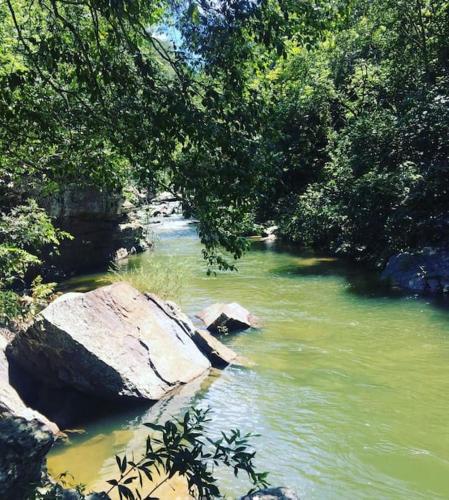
[48,216,449,499]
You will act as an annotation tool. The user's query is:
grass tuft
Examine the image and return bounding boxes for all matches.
[108,256,184,301]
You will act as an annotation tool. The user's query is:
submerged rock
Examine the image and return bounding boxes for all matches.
[241,487,299,500]
[196,302,260,334]
[8,283,211,402]
[382,247,449,294]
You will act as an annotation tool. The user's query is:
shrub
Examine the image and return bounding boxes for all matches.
[0,199,70,326]
[105,407,269,499]
[30,408,269,500]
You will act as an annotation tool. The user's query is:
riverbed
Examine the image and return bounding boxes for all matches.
[48,216,449,499]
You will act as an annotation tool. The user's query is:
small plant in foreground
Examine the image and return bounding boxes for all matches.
[106,407,269,499]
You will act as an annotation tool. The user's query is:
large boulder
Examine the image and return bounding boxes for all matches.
[196,303,260,334]
[8,283,211,402]
[382,247,449,294]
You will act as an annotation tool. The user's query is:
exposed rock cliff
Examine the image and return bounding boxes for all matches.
[42,186,150,278]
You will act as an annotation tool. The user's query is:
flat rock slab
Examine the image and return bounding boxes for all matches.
[190,329,237,368]
[9,283,211,402]
[151,299,238,368]
[196,302,260,334]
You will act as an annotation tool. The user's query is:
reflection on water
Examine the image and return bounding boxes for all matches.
[49,216,449,499]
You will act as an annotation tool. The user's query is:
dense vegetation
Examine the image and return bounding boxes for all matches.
[260,0,449,266]
[0,0,448,320]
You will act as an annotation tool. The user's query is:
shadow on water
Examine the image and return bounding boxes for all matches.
[252,239,449,314]
[48,368,222,460]
[60,238,449,315]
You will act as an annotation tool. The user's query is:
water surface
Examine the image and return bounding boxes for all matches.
[48,217,449,499]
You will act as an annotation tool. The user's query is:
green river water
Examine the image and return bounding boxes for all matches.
[48,217,449,499]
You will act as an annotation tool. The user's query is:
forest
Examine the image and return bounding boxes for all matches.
[1,0,449,498]
[1,0,448,316]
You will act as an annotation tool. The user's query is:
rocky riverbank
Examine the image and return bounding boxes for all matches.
[0,283,238,497]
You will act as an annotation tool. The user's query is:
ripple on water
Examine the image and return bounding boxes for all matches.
[48,217,449,499]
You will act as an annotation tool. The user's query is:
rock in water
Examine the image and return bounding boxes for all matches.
[261,225,278,239]
[382,247,449,294]
[190,329,237,368]
[196,303,259,334]
[147,297,238,368]
[240,487,299,500]
[8,283,211,401]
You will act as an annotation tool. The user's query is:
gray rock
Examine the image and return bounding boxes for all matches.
[41,185,150,278]
[113,247,129,261]
[150,200,181,218]
[241,487,299,500]
[8,283,211,402]
[60,488,109,500]
[152,191,178,203]
[196,302,260,334]
[261,225,278,238]
[0,331,58,498]
[382,247,449,294]
[0,414,55,499]
[190,329,237,368]
[148,298,238,368]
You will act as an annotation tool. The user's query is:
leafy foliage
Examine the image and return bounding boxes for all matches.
[105,407,269,499]
[0,0,279,269]
[258,0,449,265]
[0,200,68,325]
[1,0,448,272]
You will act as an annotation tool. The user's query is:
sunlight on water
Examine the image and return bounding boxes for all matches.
[48,217,449,499]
